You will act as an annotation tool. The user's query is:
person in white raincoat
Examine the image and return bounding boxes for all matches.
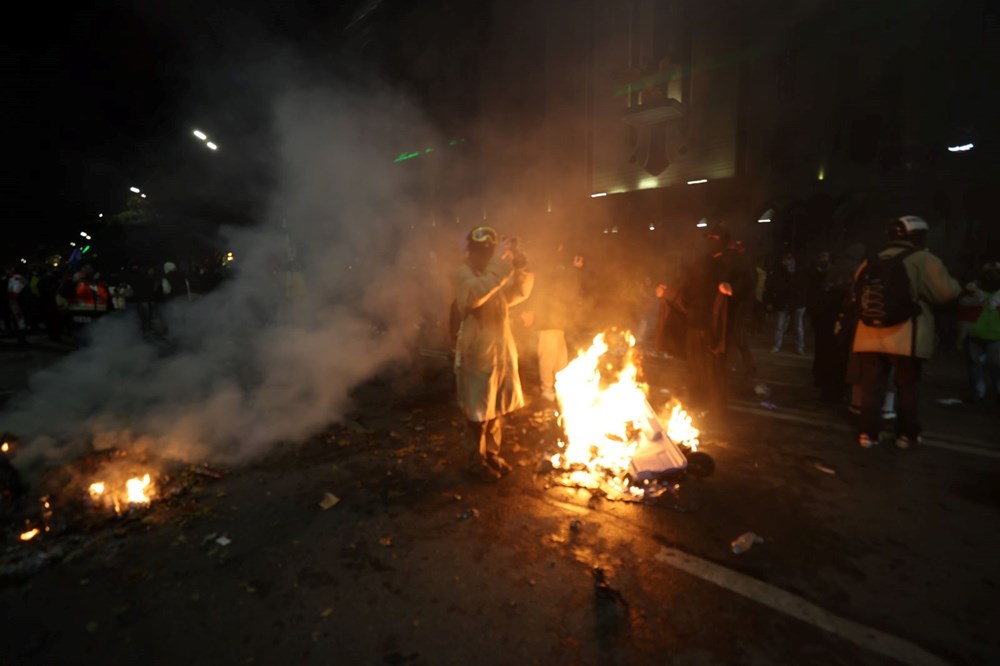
[453,226,534,481]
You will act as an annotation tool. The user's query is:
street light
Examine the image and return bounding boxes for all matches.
[206,141,218,151]
[193,130,208,141]
[130,186,141,193]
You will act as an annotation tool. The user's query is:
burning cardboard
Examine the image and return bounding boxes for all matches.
[544,331,712,502]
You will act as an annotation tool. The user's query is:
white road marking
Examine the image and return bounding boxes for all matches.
[654,546,952,666]
[729,403,1000,460]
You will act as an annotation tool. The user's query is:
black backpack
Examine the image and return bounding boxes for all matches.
[853,249,921,327]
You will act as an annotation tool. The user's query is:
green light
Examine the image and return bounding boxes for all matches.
[424,147,434,153]
[82,245,91,254]
[393,151,421,163]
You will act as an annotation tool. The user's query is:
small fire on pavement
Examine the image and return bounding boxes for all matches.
[87,471,155,515]
[545,331,711,501]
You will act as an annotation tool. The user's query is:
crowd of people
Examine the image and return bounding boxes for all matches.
[449,216,999,480]
[1,259,227,344]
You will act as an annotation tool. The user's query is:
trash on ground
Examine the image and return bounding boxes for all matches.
[457,508,479,521]
[936,398,964,406]
[569,519,583,533]
[754,384,772,397]
[759,401,777,410]
[730,531,764,555]
[215,535,232,547]
[814,463,836,475]
[378,536,393,547]
[318,492,340,510]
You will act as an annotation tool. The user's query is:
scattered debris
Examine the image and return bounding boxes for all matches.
[754,384,772,397]
[569,519,583,533]
[759,401,777,410]
[730,532,764,555]
[457,508,479,521]
[936,398,964,406]
[319,492,341,510]
[814,463,836,475]
[215,535,232,547]
[378,536,393,547]
[320,607,334,618]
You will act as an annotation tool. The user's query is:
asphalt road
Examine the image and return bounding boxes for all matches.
[1,340,998,665]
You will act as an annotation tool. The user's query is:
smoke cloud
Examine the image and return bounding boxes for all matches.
[4,84,454,475]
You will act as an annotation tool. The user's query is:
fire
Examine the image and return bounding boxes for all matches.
[548,332,699,499]
[125,474,152,504]
[20,528,40,541]
[86,473,155,513]
[1,441,9,453]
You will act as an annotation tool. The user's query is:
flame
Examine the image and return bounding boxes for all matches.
[550,332,699,498]
[89,482,105,498]
[125,474,152,504]
[20,528,40,541]
[1,441,9,453]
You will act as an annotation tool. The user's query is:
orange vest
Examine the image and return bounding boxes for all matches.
[69,281,110,312]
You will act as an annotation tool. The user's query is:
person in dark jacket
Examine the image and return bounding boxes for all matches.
[766,253,808,354]
[807,251,834,385]
[676,224,739,416]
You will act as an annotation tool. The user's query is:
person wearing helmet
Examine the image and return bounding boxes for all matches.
[852,215,962,449]
[453,226,534,481]
[956,261,1000,403]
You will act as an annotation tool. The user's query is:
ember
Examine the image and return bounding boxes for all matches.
[87,472,156,514]
[546,332,707,500]
[19,528,39,541]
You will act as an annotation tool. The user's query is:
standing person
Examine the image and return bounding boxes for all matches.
[161,262,191,301]
[957,261,1000,403]
[453,227,534,481]
[724,240,757,379]
[807,251,833,385]
[675,224,737,417]
[853,215,962,449]
[821,244,865,401]
[5,267,30,347]
[766,253,808,354]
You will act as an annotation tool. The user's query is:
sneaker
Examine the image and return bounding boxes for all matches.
[895,435,921,450]
[881,410,897,420]
[858,433,878,448]
[770,346,780,353]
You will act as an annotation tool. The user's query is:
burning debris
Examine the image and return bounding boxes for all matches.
[542,331,714,502]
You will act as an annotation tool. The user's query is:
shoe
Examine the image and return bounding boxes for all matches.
[848,405,861,416]
[468,461,502,482]
[858,433,878,448]
[486,453,512,476]
[770,346,780,353]
[895,435,921,450]
[881,410,896,420]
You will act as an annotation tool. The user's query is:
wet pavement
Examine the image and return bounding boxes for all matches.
[1,334,998,665]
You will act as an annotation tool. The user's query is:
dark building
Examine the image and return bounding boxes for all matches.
[353,0,999,276]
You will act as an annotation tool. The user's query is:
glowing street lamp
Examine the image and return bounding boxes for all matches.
[130,186,141,194]
[193,130,208,141]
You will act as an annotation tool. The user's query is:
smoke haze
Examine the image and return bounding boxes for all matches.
[4,83,455,474]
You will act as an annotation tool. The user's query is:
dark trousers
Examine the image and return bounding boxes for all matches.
[686,328,728,414]
[811,312,838,388]
[858,353,922,439]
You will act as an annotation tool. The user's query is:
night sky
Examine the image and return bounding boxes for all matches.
[3,1,369,256]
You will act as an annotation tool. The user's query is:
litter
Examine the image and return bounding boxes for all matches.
[730,531,763,555]
[215,535,232,547]
[753,384,772,397]
[378,536,393,547]
[318,492,341,510]
[814,463,836,475]
[569,519,583,533]
[759,401,777,410]
[457,508,480,521]
[936,398,964,406]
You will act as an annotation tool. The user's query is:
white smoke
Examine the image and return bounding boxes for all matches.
[4,85,453,474]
